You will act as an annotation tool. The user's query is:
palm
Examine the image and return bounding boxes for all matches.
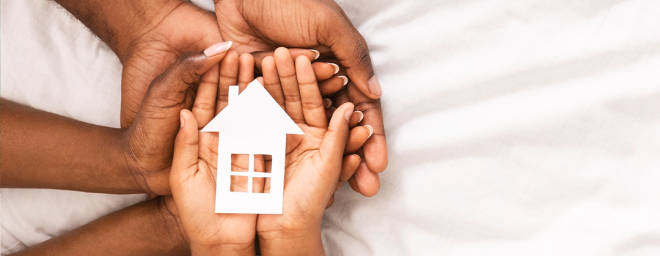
[121,1,223,127]
[258,123,338,232]
[120,2,223,194]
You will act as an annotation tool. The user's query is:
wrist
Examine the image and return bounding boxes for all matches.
[258,228,325,256]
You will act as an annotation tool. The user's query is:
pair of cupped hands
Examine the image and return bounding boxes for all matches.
[103,0,387,254]
[157,44,370,254]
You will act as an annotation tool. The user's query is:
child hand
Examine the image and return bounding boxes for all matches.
[169,50,258,255]
[255,48,355,255]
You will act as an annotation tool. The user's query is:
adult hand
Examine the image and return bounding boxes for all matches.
[214,0,388,196]
[123,43,231,195]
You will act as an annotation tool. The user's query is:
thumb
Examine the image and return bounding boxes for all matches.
[320,15,381,99]
[171,110,200,186]
[131,42,231,160]
[319,102,354,179]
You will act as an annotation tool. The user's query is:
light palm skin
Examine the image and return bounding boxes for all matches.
[214,0,388,196]
[170,51,259,255]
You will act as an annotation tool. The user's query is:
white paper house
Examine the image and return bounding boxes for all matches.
[202,80,303,214]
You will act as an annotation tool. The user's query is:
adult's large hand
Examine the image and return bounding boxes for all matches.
[214,0,388,196]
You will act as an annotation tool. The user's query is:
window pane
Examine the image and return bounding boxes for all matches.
[254,154,272,173]
[230,175,248,192]
[252,177,271,193]
[231,154,249,172]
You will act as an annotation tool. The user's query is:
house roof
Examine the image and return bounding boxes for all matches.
[201,79,304,135]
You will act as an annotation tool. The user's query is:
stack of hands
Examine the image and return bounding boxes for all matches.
[1,0,387,255]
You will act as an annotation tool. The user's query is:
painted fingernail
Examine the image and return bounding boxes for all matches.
[323,98,332,108]
[308,49,320,60]
[338,76,348,86]
[368,76,382,97]
[204,41,232,57]
[327,63,340,74]
[364,125,373,138]
[354,111,364,123]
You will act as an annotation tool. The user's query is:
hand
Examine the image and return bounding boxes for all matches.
[259,48,373,207]
[215,0,388,196]
[169,50,258,255]
[255,54,354,255]
[122,43,231,195]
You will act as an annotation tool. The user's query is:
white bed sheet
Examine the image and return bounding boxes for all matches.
[3,0,660,255]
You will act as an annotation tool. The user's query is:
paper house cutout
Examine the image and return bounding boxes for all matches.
[202,79,303,214]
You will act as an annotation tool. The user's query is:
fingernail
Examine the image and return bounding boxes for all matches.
[368,76,382,97]
[323,98,333,108]
[354,111,363,123]
[180,115,185,128]
[338,76,348,86]
[327,63,340,74]
[204,41,232,57]
[344,107,353,120]
[364,125,373,138]
[309,49,320,60]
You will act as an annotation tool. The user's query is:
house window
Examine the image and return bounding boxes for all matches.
[230,154,272,193]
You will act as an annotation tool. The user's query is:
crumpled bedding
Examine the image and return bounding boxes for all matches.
[2,0,660,255]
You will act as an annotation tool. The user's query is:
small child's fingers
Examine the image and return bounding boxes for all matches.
[261,56,285,109]
[192,64,219,128]
[355,162,380,197]
[275,47,304,123]
[312,62,339,81]
[325,194,335,208]
[344,125,373,154]
[349,111,364,128]
[340,154,361,181]
[296,55,328,128]
[319,76,348,96]
[252,49,318,72]
[217,50,239,113]
[238,53,255,92]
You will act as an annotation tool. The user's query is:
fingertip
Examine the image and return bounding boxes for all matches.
[355,162,380,197]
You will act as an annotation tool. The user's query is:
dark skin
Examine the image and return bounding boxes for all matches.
[0,47,231,194]
[52,0,387,197]
[9,198,188,256]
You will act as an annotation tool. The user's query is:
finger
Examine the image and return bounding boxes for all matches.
[217,50,239,113]
[325,107,336,121]
[238,53,255,92]
[319,76,348,96]
[296,55,328,128]
[349,111,363,128]
[252,49,319,72]
[355,162,380,197]
[354,99,388,173]
[319,103,354,180]
[261,56,285,109]
[274,47,304,123]
[172,110,200,180]
[136,42,230,156]
[340,154,361,181]
[347,175,359,193]
[319,15,381,99]
[312,62,339,81]
[192,64,219,128]
[326,194,335,208]
[344,125,372,154]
